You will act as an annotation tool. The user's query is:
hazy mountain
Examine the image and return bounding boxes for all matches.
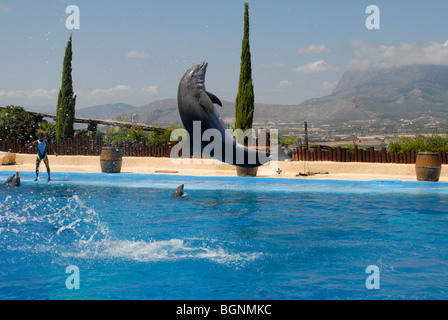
[121,99,182,126]
[73,64,448,126]
[23,105,57,114]
[76,103,137,120]
[301,64,448,120]
[120,99,304,127]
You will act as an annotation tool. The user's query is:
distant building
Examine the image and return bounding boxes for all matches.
[131,113,138,124]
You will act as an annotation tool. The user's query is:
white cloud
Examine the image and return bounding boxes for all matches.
[112,85,130,91]
[0,90,22,98]
[323,81,337,90]
[88,85,132,98]
[347,40,448,70]
[292,60,338,73]
[1,89,57,98]
[142,85,159,95]
[297,44,330,56]
[278,80,293,87]
[125,50,151,59]
[26,88,58,99]
[0,88,58,105]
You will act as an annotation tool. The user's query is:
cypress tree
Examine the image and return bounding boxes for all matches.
[56,35,76,142]
[235,2,255,133]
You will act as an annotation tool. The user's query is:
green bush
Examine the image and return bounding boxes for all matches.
[388,132,448,154]
[279,134,300,146]
[0,105,42,143]
[104,125,178,147]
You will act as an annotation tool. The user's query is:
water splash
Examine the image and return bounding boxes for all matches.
[1,193,261,268]
[0,193,110,250]
[62,237,262,268]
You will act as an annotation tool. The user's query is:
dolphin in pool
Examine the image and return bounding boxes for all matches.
[177,61,288,168]
[172,184,184,197]
[4,172,20,187]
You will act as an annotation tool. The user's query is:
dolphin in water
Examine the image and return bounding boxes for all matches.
[172,184,184,197]
[4,172,20,187]
[177,61,287,168]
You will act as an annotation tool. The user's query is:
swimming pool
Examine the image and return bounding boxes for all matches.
[1,171,448,300]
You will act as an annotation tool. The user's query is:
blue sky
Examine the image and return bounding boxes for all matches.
[1,0,448,111]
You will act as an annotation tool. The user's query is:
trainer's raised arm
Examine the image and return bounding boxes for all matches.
[25,140,37,147]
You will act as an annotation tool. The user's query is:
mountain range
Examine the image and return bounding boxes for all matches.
[76,103,136,120]
[67,64,448,126]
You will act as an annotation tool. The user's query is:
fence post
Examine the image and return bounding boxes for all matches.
[381,148,386,163]
[304,121,309,150]
[292,149,298,161]
[336,146,342,162]
[343,148,347,162]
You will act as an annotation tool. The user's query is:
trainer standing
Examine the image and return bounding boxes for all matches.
[26,133,51,181]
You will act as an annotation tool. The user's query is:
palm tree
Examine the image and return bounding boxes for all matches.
[36,121,56,143]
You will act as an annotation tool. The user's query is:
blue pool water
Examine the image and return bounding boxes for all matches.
[1,171,448,300]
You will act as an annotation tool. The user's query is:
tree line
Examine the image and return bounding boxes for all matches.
[1,3,256,150]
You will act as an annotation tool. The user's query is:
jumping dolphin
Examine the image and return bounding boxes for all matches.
[4,172,20,187]
[177,61,286,168]
[172,184,184,197]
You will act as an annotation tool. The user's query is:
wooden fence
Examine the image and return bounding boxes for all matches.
[0,131,172,158]
[2,134,448,164]
[291,145,448,164]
